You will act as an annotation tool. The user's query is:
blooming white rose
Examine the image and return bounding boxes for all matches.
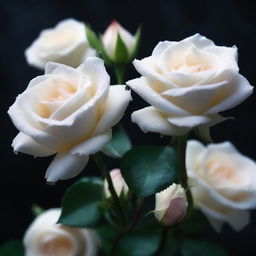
[186,140,256,231]
[154,183,187,226]
[24,209,98,256]
[25,19,96,69]
[104,168,129,198]
[102,21,136,60]
[127,34,253,136]
[8,57,132,183]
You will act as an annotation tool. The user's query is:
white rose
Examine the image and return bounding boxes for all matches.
[24,209,98,256]
[25,19,96,69]
[154,183,187,226]
[186,140,256,231]
[104,168,129,198]
[8,57,132,183]
[127,34,253,136]
[102,21,136,60]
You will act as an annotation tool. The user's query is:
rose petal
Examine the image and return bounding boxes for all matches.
[70,132,112,156]
[206,73,253,114]
[127,77,189,115]
[45,153,89,182]
[197,202,250,232]
[131,106,189,135]
[183,33,215,49]
[12,132,56,157]
[133,58,178,88]
[152,41,175,56]
[77,57,110,101]
[186,140,205,177]
[93,85,132,135]
[167,115,212,128]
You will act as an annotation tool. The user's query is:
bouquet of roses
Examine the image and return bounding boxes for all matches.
[2,18,255,256]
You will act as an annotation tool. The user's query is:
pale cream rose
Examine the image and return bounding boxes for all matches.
[25,19,96,69]
[24,209,98,256]
[154,183,187,226]
[127,34,253,136]
[103,168,129,198]
[8,57,132,183]
[186,140,256,231]
[102,21,136,60]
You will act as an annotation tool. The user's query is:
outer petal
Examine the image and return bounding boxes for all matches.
[127,77,189,115]
[186,140,205,177]
[133,58,178,88]
[12,132,56,157]
[182,33,215,49]
[197,202,250,232]
[152,41,175,56]
[167,115,211,128]
[77,57,110,102]
[93,85,132,135]
[131,107,189,136]
[206,73,253,114]
[45,153,89,183]
[70,132,112,156]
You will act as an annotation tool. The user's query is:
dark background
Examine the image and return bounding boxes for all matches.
[1,0,256,255]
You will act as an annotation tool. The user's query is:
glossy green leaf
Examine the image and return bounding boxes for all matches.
[121,146,178,197]
[117,217,162,256]
[59,177,103,227]
[102,126,132,158]
[0,240,24,256]
[115,34,129,63]
[181,238,229,256]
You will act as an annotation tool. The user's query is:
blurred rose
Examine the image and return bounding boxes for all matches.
[186,140,256,231]
[127,34,253,136]
[25,19,95,69]
[8,57,132,183]
[104,168,129,198]
[102,21,136,60]
[24,209,98,256]
[154,183,187,226]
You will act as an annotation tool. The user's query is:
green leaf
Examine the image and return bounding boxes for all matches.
[59,177,103,227]
[0,240,24,256]
[102,126,132,158]
[115,34,129,63]
[181,238,229,256]
[117,217,162,256]
[121,146,178,197]
[130,27,141,60]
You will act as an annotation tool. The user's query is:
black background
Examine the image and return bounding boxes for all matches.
[1,0,256,255]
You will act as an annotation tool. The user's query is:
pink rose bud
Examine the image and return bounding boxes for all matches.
[102,21,136,60]
[154,184,188,226]
[104,169,129,198]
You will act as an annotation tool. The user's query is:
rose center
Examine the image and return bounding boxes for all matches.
[39,235,75,256]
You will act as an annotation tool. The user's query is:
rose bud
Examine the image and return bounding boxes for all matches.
[154,183,188,226]
[104,168,129,198]
[101,21,138,63]
[23,208,98,256]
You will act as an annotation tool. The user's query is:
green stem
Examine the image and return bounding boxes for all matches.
[114,64,126,84]
[92,153,126,225]
[176,135,194,217]
[155,227,168,255]
[110,197,144,255]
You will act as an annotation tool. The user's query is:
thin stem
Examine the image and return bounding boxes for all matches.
[176,135,194,217]
[155,227,168,255]
[114,64,126,84]
[92,153,126,225]
[110,197,144,255]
